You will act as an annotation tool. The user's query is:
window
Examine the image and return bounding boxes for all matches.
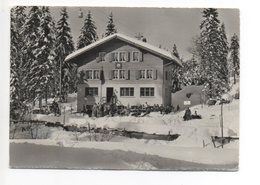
[112,52,119,62]
[140,70,146,79]
[140,88,154,97]
[119,70,125,79]
[139,69,153,79]
[86,70,99,79]
[119,52,126,62]
[85,87,98,96]
[120,87,134,96]
[133,51,139,61]
[86,70,93,79]
[100,52,106,61]
[113,70,125,79]
[111,52,127,62]
[146,70,153,79]
[93,70,100,79]
[112,70,118,79]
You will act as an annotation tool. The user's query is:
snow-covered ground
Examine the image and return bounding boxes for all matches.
[31,99,239,148]
[12,138,238,166]
[10,142,237,170]
[11,85,239,169]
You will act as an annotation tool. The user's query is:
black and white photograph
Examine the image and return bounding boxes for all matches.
[9,6,240,171]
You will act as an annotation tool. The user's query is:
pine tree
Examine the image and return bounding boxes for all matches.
[22,6,43,103]
[13,6,27,31]
[171,56,203,93]
[77,11,98,49]
[11,7,27,103]
[13,6,27,66]
[172,44,180,58]
[10,9,22,119]
[230,34,240,84]
[198,8,229,98]
[55,7,76,99]
[105,12,117,37]
[26,6,56,106]
[217,23,229,91]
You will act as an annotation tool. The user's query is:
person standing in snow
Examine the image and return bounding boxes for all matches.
[92,103,97,117]
[159,104,164,114]
[183,107,191,121]
[176,105,180,112]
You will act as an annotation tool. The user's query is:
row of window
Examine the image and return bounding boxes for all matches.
[85,87,155,97]
[112,70,128,79]
[83,69,156,80]
[97,51,143,62]
[85,70,100,79]
[139,69,153,79]
[85,87,99,96]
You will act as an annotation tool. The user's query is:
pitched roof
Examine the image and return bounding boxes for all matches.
[65,33,182,67]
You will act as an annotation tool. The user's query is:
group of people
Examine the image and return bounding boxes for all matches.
[82,102,182,118]
[82,103,119,117]
[50,100,60,116]
[183,107,202,121]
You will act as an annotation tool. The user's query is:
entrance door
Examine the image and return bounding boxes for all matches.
[106,87,114,103]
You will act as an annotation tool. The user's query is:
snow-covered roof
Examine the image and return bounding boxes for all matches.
[65,33,182,67]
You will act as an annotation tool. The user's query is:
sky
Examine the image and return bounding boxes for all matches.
[49,7,240,60]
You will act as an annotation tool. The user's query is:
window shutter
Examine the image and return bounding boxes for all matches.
[109,53,113,62]
[136,70,140,80]
[83,71,87,80]
[126,52,130,62]
[126,70,130,80]
[139,52,143,62]
[85,87,88,97]
[109,70,113,80]
[96,54,101,63]
[100,52,106,62]
[153,69,157,80]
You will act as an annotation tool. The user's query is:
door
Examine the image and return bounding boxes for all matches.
[106,87,114,103]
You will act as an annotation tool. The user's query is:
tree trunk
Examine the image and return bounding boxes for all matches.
[39,95,42,108]
[45,88,48,105]
[209,82,212,98]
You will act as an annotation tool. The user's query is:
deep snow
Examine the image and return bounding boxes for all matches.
[10,142,237,170]
[12,85,239,169]
[32,98,239,148]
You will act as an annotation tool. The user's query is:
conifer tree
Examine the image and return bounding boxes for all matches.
[212,23,229,95]
[171,44,181,92]
[230,34,240,84]
[198,8,229,98]
[172,56,203,93]
[22,6,43,103]
[13,6,27,31]
[77,11,98,49]
[26,6,56,106]
[11,7,27,103]
[10,9,22,119]
[172,44,180,58]
[55,7,76,98]
[105,12,117,37]
[217,23,229,90]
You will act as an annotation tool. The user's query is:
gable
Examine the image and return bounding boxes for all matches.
[65,33,182,67]
[75,39,165,68]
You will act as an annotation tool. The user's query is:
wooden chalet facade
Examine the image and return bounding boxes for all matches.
[65,33,182,112]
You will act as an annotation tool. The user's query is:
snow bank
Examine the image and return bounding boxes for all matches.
[11,139,238,165]
[31,93,239,148]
